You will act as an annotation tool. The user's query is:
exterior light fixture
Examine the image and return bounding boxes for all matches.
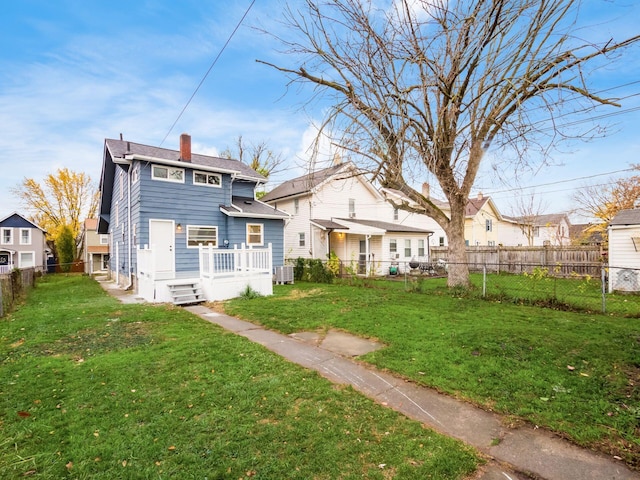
[176,223,182,233]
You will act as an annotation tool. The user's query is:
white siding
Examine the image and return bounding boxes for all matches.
[608,225,640,292]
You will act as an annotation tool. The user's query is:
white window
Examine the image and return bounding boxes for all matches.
[393,208,399,221]
[246,223,263,246]
[404,239,411,257]
[119,170,125,198]
[100,234,109,245]
[299,232,305,247]
[389,239,397,256]
[19,251,35,268]
[131,163,139,184]
[348,198,355,217]
[294,199,299,215]
[1,228,13,245]
[152,164,184,183]
[115,201,119,227]
[533,226,540,237]
[488,240,496,246]
[439,236,445,246]
[20,229,31,245]
[187,225,218,248]
[486,219,493,232]
[418,239,425,257]
[193,171,221,187]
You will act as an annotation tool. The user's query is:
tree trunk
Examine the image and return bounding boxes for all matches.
[445,208,470,288]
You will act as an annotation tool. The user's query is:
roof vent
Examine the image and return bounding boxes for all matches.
[244,200,253,205]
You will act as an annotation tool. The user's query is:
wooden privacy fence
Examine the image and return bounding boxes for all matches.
[429,245,604,276]
[0,267,37,317]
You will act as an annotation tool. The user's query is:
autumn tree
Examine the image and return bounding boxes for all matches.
[572,165,640,241]
[258,0,640,286]
[12,168,99,259]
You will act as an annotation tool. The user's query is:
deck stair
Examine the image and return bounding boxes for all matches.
[168,282,205,305]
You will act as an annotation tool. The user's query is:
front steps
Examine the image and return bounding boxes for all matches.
[168,282,205,305]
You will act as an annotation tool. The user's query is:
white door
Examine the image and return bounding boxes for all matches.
[149,219,175,279]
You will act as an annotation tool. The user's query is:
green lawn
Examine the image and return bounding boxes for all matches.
[224,278,640,469]
[0,275,478,479]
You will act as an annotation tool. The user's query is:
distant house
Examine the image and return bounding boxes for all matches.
[261,162,441,275]
[97,134,289,303]
[82,218,109,275]
[0,212,47,274]
[570,223,605,246]
[608,208,640,293]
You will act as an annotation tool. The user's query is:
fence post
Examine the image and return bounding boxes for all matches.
[601,266,607,314]
[483,265,487,298]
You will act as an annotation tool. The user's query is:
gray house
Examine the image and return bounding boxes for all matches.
[0,212,47,274]
[97,134,289,303]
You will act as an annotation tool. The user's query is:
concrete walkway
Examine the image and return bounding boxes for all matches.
[101,281,639,480]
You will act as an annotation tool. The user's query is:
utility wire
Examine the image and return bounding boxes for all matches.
[160,1,256,147]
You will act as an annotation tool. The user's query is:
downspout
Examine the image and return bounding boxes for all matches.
[124,165,133,290]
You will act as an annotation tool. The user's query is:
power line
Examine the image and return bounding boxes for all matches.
[483,168,636,195]
[160,1,257,147]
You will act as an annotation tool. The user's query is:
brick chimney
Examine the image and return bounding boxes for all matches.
[180,133,191,162]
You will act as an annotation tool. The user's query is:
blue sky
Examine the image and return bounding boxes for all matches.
[1,0,639,223]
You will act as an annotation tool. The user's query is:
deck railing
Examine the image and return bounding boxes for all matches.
[199,243,272,279]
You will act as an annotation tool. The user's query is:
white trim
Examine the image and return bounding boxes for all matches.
[187,225,218,248]
[246,223,264,246]
[18,251,35,268]
[20,228,31,245]
[1,227,13,245]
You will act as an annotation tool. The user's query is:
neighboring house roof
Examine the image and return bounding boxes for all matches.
[0,212,46,232]
[610,208,640,226]
[84,218,98,231]
[531,213,571,226]
[311,217,432,235]
[570,223,605,244]
[261,162,360,203]
[220,196,290,220]
[87,245,109,254]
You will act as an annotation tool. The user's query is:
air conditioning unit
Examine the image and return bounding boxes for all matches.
[349,212,356,218]
[274,265,294,285]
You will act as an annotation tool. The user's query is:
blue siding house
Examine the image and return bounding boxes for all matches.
[97,134,289,303]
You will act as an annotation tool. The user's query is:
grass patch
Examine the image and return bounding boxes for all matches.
[224,279,640,469]
[0,275,478,479]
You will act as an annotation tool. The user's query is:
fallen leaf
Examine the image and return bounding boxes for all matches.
[66,462,73,470]
[17,411,31,418]
[10,338,25,348]
[122,460,127,467]
[567,365,575,371]
[168,446,176,451]
[580,372,589,377]
[22,469,36,476]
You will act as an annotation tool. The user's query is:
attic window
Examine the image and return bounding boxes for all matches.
[632,237,640,252]
[152,164,184,183]
[194,171,221,187]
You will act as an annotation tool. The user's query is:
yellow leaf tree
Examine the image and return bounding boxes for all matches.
[11,168,99,259]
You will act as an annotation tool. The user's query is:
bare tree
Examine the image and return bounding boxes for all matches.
[258,0,640,286]
[221,135,287,179]
[510,194,549,246]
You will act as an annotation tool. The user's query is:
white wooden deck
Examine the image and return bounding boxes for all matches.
[136,243,273,303]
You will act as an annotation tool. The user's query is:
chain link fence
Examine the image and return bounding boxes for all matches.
[321,257,640,317]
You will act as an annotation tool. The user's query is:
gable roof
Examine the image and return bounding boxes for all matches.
[261,162,360,203]
[610,208,640,226]
[0,212,46,232]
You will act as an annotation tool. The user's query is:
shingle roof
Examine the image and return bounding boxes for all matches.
[221,196,289,219]
[610,208,640,226]
[104,138,265,182]
[333,218,433,233]
[261,163,351,202]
